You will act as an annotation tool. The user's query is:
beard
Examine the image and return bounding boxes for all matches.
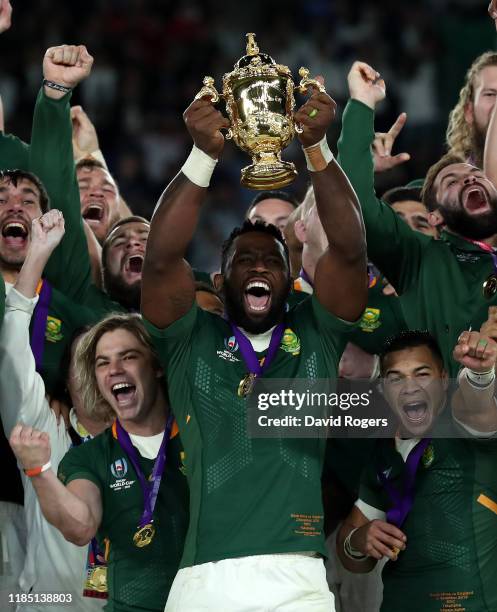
[103,268,141,311]
[440,192,497,240]
[223,278,291,334]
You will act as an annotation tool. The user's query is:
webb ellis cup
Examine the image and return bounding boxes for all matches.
[195,33,325,189]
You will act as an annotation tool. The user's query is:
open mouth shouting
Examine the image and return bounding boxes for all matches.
[243,279,272,315]
[1,219,29,249]
[111,381,137,407]
[403,401,429,424]
[82,202,106,224]
[462,185,491,215]
[122,253,144,282]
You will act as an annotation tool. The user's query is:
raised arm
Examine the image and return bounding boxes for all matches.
[338,62,429,293]
[9,424,101,545]
[294,82,367,321]
[29,45,94,301]
[0,210,65,434]
[452,326,497,433]
[141,97,229,328]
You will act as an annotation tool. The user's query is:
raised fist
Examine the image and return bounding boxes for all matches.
[71,105,99,159]
[30,209,65,254]
[347,61,385,110]
[43,45,94,92]
[9,424,52,472]
[294,76,337,149]
[453,330,497,373]
[0,0,12,34]
[183,98,230,159]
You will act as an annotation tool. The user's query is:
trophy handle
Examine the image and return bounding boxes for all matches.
[194,76,220,103]
[224,128,234,140]
[295,67,326,95]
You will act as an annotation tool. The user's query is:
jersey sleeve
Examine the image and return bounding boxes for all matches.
[58,441,103,490]
[29,88,93,302]
[0,288,49,435]
[337,99,431,294]
[357,454,388,515]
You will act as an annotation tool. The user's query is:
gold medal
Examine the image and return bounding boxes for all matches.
[85,565,108,593]
[238,373,257,397]
[133,523,155,547]
[483,274,497,299]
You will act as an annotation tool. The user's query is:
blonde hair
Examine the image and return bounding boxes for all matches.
[74,313,163,421]
[446,51,497,163]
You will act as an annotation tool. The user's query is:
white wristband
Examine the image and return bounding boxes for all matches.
[464,367,496,389]
[343,527,368,561]
[303,136,334,172]
[181,144,218,188]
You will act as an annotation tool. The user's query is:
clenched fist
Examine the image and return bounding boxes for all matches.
[347,61,385,110]
[30,209,65,256]
[183,98,230,160]
[351,519,407,561]
[453,330,497,373]
[294,76,336,149]
[10,424,52,472]
[71,105,99,159]
[43,45,94,98]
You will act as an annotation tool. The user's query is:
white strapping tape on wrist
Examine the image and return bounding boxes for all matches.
[303,136,334,172]
[181,144,218,187]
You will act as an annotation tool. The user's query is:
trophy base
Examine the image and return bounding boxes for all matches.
[241,160,297,190]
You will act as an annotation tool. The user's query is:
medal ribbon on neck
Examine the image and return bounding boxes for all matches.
[229,322,285,396]
[298,267,314,288]
[113,415,174,543]
[30,279,52,373]
[377,438,431,528]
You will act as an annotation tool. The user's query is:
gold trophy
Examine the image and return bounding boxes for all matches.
[195,33,325,190]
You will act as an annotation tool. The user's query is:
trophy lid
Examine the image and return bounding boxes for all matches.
[234,33,276,69]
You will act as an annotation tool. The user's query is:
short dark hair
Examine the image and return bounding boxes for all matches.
[221,220,290,274]
[0,169,50,213]
[421,153,466,212]
[75,158,106,172]
[101,215,150,268]
[382,186,422,207]
[380,330,444,375]
[245,190,299,218]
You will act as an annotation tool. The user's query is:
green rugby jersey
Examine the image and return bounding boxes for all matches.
[144,295,354,567]
[58,427,189,612]
[359,437,497,612]
[338,99,497,376]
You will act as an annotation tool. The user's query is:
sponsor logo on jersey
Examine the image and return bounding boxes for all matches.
[224,335,239,352]
[359,308,381,332]
[280,328,301,355]
[110,458,128,478]
[217,347,240,362]
[422,444,435,468]
[45,316,63,342]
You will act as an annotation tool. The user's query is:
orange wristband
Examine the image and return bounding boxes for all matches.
[24,461,51,478]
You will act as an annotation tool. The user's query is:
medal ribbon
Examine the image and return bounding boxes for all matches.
[377,438,431,528]
[461,236,497,275]
[114,415,174,530]
[298,267,314,288]
[30,279,52,373]
[230,322,285,380]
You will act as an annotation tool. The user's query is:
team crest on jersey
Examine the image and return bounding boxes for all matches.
[110,458,128,478]
[224,335,239,352]
[359,308,381,333]
[45,316,63,342]
[422,444,435,468]
[280,328,300,355]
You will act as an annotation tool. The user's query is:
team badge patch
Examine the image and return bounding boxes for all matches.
[110,458,128,478]
[359,308,381,332]
[280,328,301,355]
[224,335,239,352]
[45,316,63,342]
[422,444,435,468]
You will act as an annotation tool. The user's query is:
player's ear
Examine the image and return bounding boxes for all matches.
[213,273,224,292]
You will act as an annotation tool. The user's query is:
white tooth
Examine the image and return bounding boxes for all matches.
[5,222,26,231]
[246,281,270,291]
[112,382,132,392]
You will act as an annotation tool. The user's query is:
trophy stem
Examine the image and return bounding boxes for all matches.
[241,151,297,190]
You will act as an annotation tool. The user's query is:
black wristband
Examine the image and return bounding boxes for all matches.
[42,79,72,94]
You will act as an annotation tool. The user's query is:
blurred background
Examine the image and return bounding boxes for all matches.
[0,0,495,271]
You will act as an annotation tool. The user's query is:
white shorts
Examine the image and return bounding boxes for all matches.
[165,552,335,612]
